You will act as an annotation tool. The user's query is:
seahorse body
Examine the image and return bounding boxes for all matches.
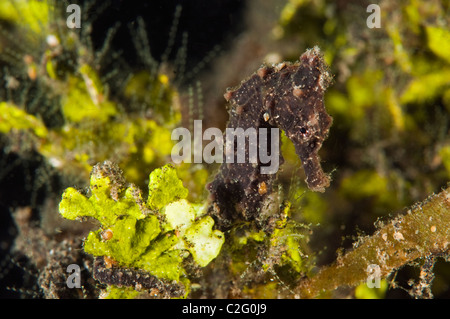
[208,47,333,231]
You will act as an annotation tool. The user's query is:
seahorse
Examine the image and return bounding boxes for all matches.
[207,46,333,231]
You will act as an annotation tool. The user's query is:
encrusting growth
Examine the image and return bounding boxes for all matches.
[296,185,450,298]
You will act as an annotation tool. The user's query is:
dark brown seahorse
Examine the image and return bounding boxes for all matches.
[207,46,333,231]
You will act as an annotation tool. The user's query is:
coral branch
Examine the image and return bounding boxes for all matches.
[297,185,450,298]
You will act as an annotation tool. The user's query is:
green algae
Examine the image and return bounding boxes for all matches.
[59,162,224,297]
